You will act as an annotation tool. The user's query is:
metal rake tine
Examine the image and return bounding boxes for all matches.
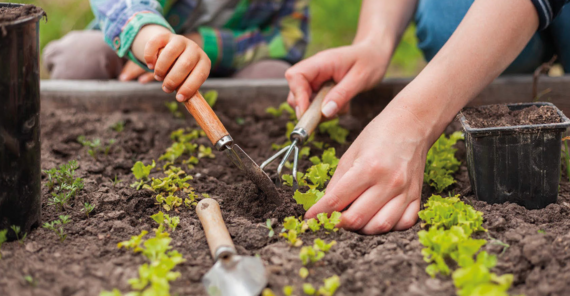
[260,145,290,170]
[292,145,299,192]
[276,140,298,187]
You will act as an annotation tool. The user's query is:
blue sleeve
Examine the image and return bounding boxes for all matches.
[530,0,570,29]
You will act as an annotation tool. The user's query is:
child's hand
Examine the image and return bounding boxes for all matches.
[132,25,211,102]
[118,61,155,84]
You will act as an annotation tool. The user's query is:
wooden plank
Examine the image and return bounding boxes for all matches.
[41,75,570,120]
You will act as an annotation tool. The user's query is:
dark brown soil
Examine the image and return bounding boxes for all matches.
[462,104,561,128]
[1,104,570,296]
[0,4,44,24]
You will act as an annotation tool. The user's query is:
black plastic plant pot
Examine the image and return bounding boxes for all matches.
[0,3,45,240]
[459,102,570,210]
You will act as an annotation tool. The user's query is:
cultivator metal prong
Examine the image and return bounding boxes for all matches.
[292,145,299,191]
[260,139,300,188]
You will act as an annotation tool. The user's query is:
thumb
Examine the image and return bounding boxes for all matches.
[119,61,146,81]
[321,69,364,118]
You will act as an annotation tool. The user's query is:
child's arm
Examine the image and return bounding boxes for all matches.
[197,0,309,75]
[90,0,210,100]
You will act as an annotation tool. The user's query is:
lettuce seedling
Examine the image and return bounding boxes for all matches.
[419,195,485,236]
[293,189,325,211]
[83,202,95,218]
[43,215,71,242]
[318,118,348,144]
[452,251,513,296]
[0,229,7,259]
[318,275,341,296]
[118,230,148,252]
[299,267,309,279]
[109,175,122,188]
[307,218,321,232]
[165,102,183,118]
[299,245,324,265]
[203,90,218,107]
[314,239,336,252]
[198,145,215,159]
[151,211,180,232]
[265,219,275,238]
[110,121,125,132]
[317,212,341,231]
[280,229,303,247]
[77,136,101,159]
[283,285,294,296]
[424,131,463,193]
[10,225,27,245]
[44,160,83,194]
[261,288,277,296]
[266,102,296,120]
[156,193,183,212]
[130,160,156,190]
[303,283,317,295]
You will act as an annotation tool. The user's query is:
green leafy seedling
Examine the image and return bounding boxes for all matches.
[10,225,27,245]
[151,211,180,232]
[130,160,156,190]
[198,145,215,159]
[0,229,7,259]
[294,189,325,210]
[299,245,324,265]
[303,283,316,295]
[265,219,275,238]
[24,275,37,287]
[203,90,218,107]
[316,212,342,231]
[266,102,296,120]
[318,275,341,296]
[299,267,309,279]
[110,120,125,132]
[283,286,294,296]
[43,215,71,242]
[83,202,95,218]
[165,102,183,118]
[318,118,349,144]
[77,135,102,159]
[307,218,321,232]
[110,175,122,188]
[280,229,303,247]
[424,132,463,192]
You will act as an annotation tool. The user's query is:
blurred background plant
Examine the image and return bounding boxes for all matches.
[13,0,425,78]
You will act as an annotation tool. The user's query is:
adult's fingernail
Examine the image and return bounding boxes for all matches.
[162,85,172,93]
[295,106,301,119]
[155,75,162,81]
[176,94,186,102]
[322,101,338,118]
[148,63,154,70]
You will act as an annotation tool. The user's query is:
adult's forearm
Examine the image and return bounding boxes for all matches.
[353,0,417,51]
[388,0,539,144]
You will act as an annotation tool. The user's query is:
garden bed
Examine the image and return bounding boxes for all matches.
[1,92,570,296]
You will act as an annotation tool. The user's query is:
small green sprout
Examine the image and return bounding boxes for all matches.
[43,215,71,242]
[266,102,296,120]
[318,275,341,296]
[77,136,116,159]
[424,132,464,193]
[110,175,122,188]
[281,229,303,247]
[262,288,276,296]
[299,267,309,279]
[151,211,180,232]
[318,118,349,144]
[265,219,275,238]
[0,229,7,258]
[10,225,27,245]
[303,283,316,295]
[538,229,546,234]
[130,160,156,190]
[235,117,245,125]
[43,160,83,193]
[299,245,324,265]
[110,121,125,132]
[307,218,321,232]
[283,286,294,296]
[316,212,341,231]
[165,102,183,118]
[155,193,183,212]
[198,145,215,159]
[202,193,210,198]
[83,202,95,217]
[24,275,37,287]
[203,90,218,107]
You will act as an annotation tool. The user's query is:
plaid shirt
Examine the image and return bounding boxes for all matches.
[90,0,309,75]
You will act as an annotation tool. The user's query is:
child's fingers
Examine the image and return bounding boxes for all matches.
[144,33,170,70]
[119,61,146,81]
[138,72,155,84]
[154,37,187,82]
[176,57,210,102]
[161,49,200,93]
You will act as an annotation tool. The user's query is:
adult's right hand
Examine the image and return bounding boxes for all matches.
[285,41,391,119]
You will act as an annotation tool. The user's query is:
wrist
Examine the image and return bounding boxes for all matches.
[132,25,173,61]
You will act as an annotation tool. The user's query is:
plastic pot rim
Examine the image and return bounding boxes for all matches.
[459,102,570,135]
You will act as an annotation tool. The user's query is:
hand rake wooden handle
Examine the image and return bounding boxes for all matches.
[196,198,235,259]
[294,81,335,136]
[183,92,229,146]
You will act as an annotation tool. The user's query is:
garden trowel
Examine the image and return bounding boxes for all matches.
[182,92,280,204]
[197,198,268,296]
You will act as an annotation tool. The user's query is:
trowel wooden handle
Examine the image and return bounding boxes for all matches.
[294,81,335,135]
[196,198,235,259]
[183,92,229,146]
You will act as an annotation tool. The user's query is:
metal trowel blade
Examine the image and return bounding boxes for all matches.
[224,144,280,204]
[202,255,268,296]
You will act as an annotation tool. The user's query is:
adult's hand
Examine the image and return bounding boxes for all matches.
[118,60,155,83]
[285,41,390,119]
[304,104,426,234]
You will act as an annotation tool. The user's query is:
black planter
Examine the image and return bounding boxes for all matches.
[0,3,44,240]
[459,102,570,209]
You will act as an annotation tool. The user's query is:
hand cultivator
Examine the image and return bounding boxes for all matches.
[197,198,268,296]
[182,91,280,203]
[261,82,334,190]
